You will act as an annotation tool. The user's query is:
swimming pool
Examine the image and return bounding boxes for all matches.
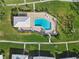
[34,18,51,30]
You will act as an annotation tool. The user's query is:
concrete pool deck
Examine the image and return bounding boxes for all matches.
[14,12,57,35]
[26,12,52,26]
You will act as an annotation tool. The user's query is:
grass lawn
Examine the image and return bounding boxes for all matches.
[4,0,24,4]
[0,6,48,42]
[0,1,79,42]
[0,42,24,59]
[68,43,79,52]
[36,1,79,42]
[40,44,67,55]
[26,44,38,51]
[19,4,33,11]
[0,1,79,59]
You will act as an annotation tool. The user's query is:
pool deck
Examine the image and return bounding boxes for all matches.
[17,12,57,34]
[26,12,54,26]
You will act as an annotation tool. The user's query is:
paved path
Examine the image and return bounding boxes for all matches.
[48,33,52,43]
[38,44,40,51]
[0,40,79,44]
[6,0,79,7]
[6,0,53,6]
[66,42,69,50]
[33,2,35,12]
[60,0,79,2]
[0,40,78,51]
[24,0,26,3]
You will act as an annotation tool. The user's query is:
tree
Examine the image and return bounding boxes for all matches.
[0,1,5,21]
[11,7,19,16]
[70,3,79,15]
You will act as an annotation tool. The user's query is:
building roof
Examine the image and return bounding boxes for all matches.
[58,51,78,59]
[33,56,55,59]
[12,54,28,59]
[13,16,31,28]
[0,55,3,59]
[60,0,79,2]
[30,50,54,56]
[10,48,28,59]
[29,50,55,59]
[60,57,77,59]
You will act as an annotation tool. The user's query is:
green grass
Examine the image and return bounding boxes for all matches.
[68,43,79,52]
[40,44,67,54]
[36,1,79,42]
[0,1,79,59]
[19,4,33,11]
[0,1,79,42]
[0,6,48,42]
[26,44,38,51]
[4,0,24,4]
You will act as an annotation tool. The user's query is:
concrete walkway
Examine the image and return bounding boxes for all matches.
[6,0,53,6]
[60,0,79,2]
[5,0,79,7]
[0,40,79,51]
[0,40,79,44]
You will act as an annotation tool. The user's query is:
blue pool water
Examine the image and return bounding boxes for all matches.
[34,18,51,30]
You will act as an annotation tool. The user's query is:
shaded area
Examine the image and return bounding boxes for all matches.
[57,51,78,58]
[29,50,54,58]
[0,49,4,55]
[9,48,28,59]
